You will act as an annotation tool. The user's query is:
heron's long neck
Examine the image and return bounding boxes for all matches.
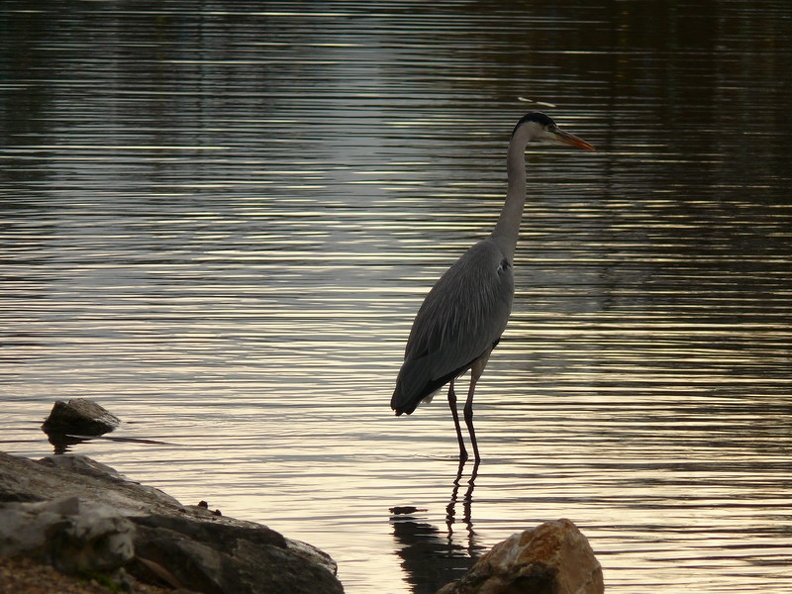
[491,133,528,262]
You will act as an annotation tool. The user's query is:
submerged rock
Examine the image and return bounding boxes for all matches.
[436,519,604,594]
[0,451,344,594]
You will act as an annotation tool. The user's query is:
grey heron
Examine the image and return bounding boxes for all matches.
[391,111,595,464]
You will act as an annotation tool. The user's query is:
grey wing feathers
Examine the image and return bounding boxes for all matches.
[391,239,514,415]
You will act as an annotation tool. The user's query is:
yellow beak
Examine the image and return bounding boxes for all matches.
[554,128,596,151]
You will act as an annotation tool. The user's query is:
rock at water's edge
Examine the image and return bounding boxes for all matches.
[436,518,604,594]
[0,451,344,594]
[0,497,135,574]
[41,398,121,436]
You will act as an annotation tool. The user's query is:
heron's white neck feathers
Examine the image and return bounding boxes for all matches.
[490,121,538,262]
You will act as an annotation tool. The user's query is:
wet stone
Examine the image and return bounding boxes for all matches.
[41,398,121,437]
[436,519,604,594]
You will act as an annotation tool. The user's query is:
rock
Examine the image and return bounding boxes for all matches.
[0,554,174,594]
[131,512,343,594]
[0,452,184,514]
[0,496,135,574]
[436,519,604,594]
[41,398,121,436]
[0,451,344,594]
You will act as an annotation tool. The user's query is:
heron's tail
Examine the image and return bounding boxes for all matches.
[391,356,449,416]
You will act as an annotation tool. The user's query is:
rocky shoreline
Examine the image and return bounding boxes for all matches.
[0,451,344,594]
[1,400,603,593]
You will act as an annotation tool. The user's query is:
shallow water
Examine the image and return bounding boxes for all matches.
[2,2,791,593]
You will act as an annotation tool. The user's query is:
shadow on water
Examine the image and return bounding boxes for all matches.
[45,432,171,455]
[390,461,483,593]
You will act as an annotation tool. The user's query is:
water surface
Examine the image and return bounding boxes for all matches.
[2,2,791,593]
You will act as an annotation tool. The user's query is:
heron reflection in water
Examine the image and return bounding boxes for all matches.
[391,111,595,470]
[390,480,483,594]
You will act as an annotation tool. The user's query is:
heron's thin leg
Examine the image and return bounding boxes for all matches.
[463,375,480,463]
[448,379,468,462]
[465,353,491,463]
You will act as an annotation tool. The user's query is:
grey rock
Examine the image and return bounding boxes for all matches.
[0,451,343,594]
[41,398,121,436]
[130,512,342,594]
[0,496,135,574]
[0,452,183,514]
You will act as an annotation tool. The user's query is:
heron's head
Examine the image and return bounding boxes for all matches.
[512,112,595,151]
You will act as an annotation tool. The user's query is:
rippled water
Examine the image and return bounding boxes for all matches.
[2,2,791,593]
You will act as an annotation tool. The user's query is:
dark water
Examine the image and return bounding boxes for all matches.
[2,2,791,593]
